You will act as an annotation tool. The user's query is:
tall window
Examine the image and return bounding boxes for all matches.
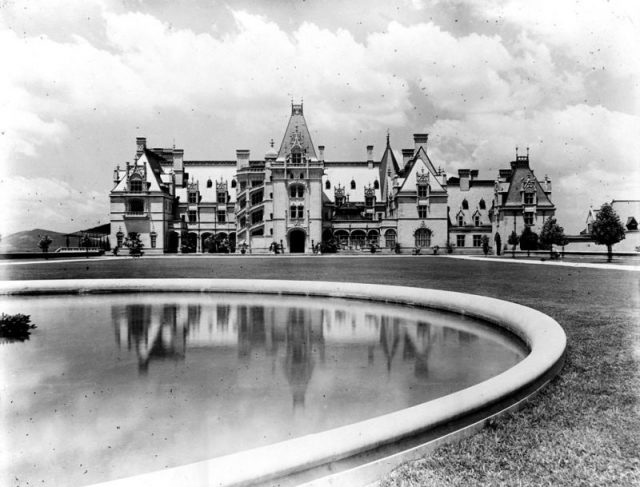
[524,213,534,225]
[414,228,431,247]
[128,199,144,214]
[474,215,480,226]
[457,235,466,247]
[251,210,263,225]
[290,185,304,198]
[251,191,263,205]
[188,192,198,204]
[385,230,396,249]
[217,210,226,223]
[418,205,428,218]
[457,215,464,227]
[524,192,535,205]
[473,235,482,247]
[188,210,197,223]
[130,179,143,192]
[150,233,157,248]
[239,216,246,227]
[417,185,428,198]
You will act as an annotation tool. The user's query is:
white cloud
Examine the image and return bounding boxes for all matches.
[0,176,107,235]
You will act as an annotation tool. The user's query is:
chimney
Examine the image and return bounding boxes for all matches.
[366,145,374,169]
[236,149,250,169]
[136,137,146,160]
[173,148,184,186]
[459,169,470,192]
[318,145,325,162]
[413,133,429,153]
[499,168,512,180]
[113,164,121,185]
[544,175,552,194]
[402,149,413,167]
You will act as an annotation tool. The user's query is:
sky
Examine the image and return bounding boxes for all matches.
[0,0,638,236]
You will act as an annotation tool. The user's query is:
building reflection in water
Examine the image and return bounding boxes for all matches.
[112,298,478,404]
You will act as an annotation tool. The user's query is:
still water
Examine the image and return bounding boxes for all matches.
[0,293,526,486]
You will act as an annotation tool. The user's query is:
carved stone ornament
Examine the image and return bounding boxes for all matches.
[364,185,376,197]
[334,184,345,199]
[131,165,146,179]
[416,170,430,185]
[521,175,536,192]
[216,179,228,192]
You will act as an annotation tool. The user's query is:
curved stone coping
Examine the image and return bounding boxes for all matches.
[0,279,566,487]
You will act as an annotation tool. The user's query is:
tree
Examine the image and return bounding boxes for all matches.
[591,203,625,262]
[38,235,53,253]
[507,231,519,258]
[124,233,144,257]
[481,235,490,256]
[539,217,569,258]
[519,226,538,256]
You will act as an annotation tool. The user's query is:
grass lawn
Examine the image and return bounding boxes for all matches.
[2,255,639,485]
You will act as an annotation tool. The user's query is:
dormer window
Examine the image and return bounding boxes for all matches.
[326,180,331,190]
[417,185,428,198]
[206,179,213,188]
[524,192,535,205]
[231,179,237,188]
[217,192,227,204]
[188,192,198,204]
[458,215,464,227]
[374,180,380,190]
[291,149,302,165]
[474,215,480,226]
[365,196,375,207]
[479,199,486,210]
[130,179,143,192]
[350,180,356,190]
[462,199,469,210]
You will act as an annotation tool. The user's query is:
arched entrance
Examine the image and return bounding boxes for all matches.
[289,229,306,253]
[167,231,179,253]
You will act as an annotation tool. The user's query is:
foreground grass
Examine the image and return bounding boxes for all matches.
[2,256,639,485]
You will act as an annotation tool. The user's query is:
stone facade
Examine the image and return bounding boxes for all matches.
[110,104,555,254]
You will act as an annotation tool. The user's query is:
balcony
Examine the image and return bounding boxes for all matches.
[123,211,148,219]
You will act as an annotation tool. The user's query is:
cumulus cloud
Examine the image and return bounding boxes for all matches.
[0,0,636,234]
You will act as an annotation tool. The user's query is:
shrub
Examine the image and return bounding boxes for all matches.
[0,313,37,340]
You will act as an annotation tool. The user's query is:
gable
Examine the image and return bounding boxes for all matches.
[397,157,445,194]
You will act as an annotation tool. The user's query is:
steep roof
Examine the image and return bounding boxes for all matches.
[277,103,317,159]
[503,157,554,208]
[379,134,401,197]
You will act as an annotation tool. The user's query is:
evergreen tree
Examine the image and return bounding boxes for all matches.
[591,203,625,262]
[519,226,538,256]
[38,235,52,253]
[481,235,490,256]
[539,217,569,258]
[507,231,519,258]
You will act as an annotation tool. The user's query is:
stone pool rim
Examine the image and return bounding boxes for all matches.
[0,279,566,487]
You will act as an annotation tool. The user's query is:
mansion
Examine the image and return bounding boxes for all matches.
[110,103,555,254]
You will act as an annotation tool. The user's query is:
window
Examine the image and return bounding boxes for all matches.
[462,199,469,210]
[251,180,262,187]
[251,191,263,205]
[290,185,304,198]
[414,228,431,247]
[240,181,246,191]
[457,215,464,227]
[479,199,486,210]
[326,180,331,190]
[217,192,226,204]
[239,216,246,227]
[150,233,157,248]
[350,180,356,190]
[524,212,534,225]
[474,215,480,226]
[473,235,482,247]
[128,199,144,214]
[290,205,304,219]
[524,192,535,205]
[366,196,375,207]
[289,172,293,179]
[188,210,197,223]
[385,230,396,248]
[457,235,466,247]
[188,192,198,204]
[251,210,263,225]
[206,179,213,188]
[231,179,237,188]
[217,210,226,223]
[116,232,124,247]
[239,198,246,209]
[418,205,427,218]
[130,179,143,192]
[292,152,302,165]
[417,185,428,198]
[374,180,380,190]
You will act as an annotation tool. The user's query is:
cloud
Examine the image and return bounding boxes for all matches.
[0,176,107,235]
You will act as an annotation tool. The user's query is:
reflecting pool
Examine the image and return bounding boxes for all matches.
[0,293,526,486]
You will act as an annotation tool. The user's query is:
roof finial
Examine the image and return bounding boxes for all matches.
[270,138,274,148]
[526,146,530,158]
[386,129,390,147]
[515,146,519,158]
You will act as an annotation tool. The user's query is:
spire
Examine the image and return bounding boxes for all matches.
[278,101,316,158]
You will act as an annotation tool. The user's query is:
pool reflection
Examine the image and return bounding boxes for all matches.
[112,300,485,408]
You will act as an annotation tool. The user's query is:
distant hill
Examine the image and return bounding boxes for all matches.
[0,224,111,253]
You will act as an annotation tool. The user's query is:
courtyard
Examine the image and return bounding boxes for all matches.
[1,255,638,485]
